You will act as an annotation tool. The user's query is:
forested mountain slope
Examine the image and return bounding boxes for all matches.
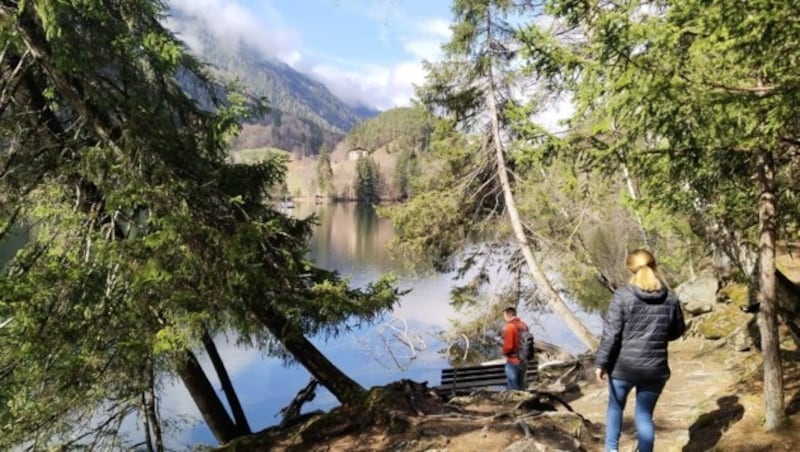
[168,11,379,155]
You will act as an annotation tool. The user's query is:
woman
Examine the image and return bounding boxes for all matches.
[595,249,686,452]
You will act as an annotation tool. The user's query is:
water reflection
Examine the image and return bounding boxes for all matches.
[159,202,600,447]
[2,202,602,448]
[40,203,600,450]
[180,202,455,447]
[303,202,398,277]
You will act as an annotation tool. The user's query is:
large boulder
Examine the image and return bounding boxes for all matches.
[676,270,718,316]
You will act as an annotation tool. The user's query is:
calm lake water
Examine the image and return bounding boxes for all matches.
[163,202,602,448]
[0,203,601,448]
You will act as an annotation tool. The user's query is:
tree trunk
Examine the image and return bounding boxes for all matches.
[620,161,649,247]
[483,13,597,351]
[145,360,164,452]
[756,148,786,430]
[201,330,251,435]
[141,393,154,452]
[173,350,240,444]
[253,305,366,405]
[613,119,648,247]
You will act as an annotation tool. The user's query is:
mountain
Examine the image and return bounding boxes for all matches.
[350,104,382,122]
[168,11,378,155]
[336,107,434,155]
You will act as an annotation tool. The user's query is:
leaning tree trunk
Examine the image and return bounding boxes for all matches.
[144,359,164,452]
[756,148,786,430]
[201,330,251,435]
[173,350,240,444]
[484,59,598,351]
[253,304,366,405]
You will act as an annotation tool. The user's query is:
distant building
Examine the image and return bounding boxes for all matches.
[347,147,370,161]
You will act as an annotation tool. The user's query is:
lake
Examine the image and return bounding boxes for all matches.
[156,202,602,448]
[0,203,601,448]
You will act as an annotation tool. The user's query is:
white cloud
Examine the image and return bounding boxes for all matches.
[300,58,428,111]
[418,18,451,39]
[167,0,301,63]
[166,0,451,110]
[400,17,450,62]
[403,40,441,61]
[321,16,449,109]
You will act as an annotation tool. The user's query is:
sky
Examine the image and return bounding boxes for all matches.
[167,0,454,111]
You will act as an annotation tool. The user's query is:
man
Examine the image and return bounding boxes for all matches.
[502,306,530,390]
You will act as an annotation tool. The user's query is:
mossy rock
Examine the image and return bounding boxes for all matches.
[718,283,750,307]
[536,411,594,443]
[695,302,750,340]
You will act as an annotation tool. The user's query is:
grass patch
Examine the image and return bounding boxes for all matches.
[233,147,289,164]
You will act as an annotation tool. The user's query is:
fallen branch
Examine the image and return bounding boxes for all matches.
[277,378,318,427]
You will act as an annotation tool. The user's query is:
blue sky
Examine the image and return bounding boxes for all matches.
[168,0,454,110]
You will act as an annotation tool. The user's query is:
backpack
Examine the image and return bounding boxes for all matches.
[517,328,535,363]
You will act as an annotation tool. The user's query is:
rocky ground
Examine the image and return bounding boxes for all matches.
[211,249,800,451]
[571,336,800,451]
[212,332,799,452]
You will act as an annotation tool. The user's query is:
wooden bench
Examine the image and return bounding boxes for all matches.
[435,361,538,395]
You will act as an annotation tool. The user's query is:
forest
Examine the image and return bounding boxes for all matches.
[1,0,799,450]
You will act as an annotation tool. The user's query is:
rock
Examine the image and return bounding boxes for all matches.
[694,303,750,340]
[505,438,549,452]
[449,389,532,407]
[676,270,718,316]
[538,411,594,443]
[502,412,592,452]
[729,317,760,352]
[447,395,476,406]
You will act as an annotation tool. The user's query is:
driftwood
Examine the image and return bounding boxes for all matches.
[277,378,319,427]
[534,339,575,361]
[471,338,590,398]
[480,339,576,367]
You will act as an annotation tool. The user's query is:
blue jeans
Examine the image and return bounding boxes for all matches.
[505,362,527,390]
[605,377,665,452]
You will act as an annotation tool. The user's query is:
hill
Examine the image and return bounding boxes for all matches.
[326,107,435,200]
[269,107,436,200]
[167,10,380,156]
[337,107,434,155]
[232,107,436,201]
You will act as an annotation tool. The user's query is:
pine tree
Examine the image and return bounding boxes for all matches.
[316,144,334,195]
[409,0,597,349]
[0,1,397,447]
[519,0,800,429]
[355,155,380,204]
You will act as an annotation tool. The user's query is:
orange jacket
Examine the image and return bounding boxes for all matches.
[503,317,529,364]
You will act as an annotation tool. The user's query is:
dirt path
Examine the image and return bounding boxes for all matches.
[570,337,741,452]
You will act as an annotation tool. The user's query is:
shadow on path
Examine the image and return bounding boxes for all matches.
[682,395,744,452]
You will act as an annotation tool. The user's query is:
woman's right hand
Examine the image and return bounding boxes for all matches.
[595,368,607,382]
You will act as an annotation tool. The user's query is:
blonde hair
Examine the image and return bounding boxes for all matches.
[627,249,663,292]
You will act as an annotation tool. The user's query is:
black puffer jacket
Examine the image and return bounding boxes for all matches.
[594,284,686,382]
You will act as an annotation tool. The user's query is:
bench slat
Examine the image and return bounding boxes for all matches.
[441,378,509,390]
[442,366,505,376]
[441,369,506,380]
[440,371,538,385]
[440,375,505,385]
[441,368,538,380]
[441,362,538,377]
[438,362,538,393]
